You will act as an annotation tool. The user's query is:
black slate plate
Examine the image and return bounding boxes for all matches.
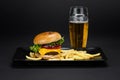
[12,47,107,68]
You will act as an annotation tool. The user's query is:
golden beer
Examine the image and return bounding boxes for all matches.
[69,21,88,49]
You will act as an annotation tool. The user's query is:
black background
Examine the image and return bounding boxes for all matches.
[1,0,120,37]
[0,0,120,80]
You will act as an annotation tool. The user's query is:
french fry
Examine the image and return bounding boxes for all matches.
[34,53,40,58]
[29,52,35,58]
[73,55,85,60]
[48,58,60,61]
[26,55,42,60]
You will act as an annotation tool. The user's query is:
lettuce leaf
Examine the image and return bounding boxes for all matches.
[29,37,64,53]
[48,37,64,46]
[29,44,41,53]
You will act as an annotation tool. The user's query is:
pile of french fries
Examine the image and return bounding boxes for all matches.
[55,49,100,61]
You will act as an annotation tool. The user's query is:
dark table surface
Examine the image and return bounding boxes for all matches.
[0,35,120,80]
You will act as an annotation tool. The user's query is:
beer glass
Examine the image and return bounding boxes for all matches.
[69,6,89,49]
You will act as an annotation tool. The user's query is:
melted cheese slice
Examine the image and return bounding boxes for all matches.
[39,48,61,56]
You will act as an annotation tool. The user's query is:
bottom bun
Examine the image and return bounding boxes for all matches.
[42,55,60,60]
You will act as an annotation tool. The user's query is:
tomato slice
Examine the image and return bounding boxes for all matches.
[42,45,61,49]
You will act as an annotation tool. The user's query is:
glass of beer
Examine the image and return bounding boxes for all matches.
[69,6,89,49]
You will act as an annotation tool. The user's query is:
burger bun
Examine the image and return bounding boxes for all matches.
[33,31,62,44]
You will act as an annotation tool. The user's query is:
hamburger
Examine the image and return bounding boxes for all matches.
[29,31,64,60]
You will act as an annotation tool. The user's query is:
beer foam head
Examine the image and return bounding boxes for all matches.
[69,20,88,23]
[69,14,88,23]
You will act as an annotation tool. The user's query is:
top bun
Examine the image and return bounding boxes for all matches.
[33,31,62,44]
